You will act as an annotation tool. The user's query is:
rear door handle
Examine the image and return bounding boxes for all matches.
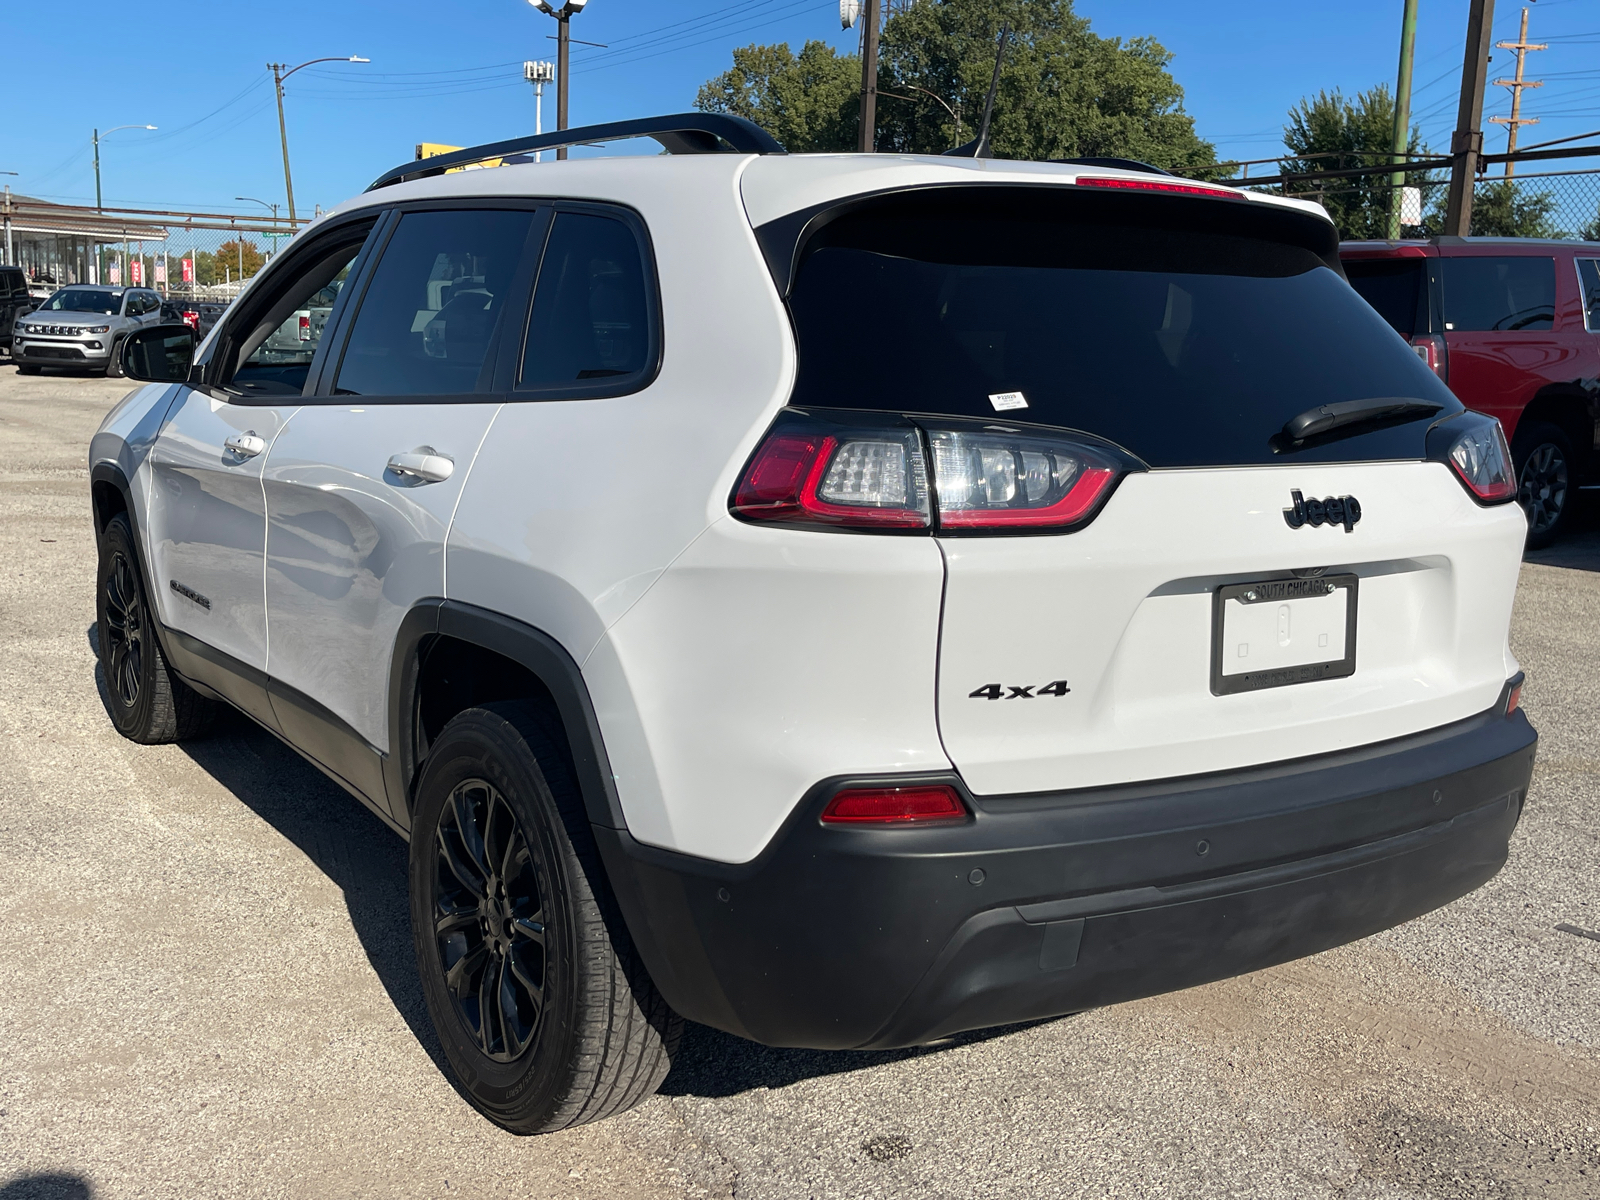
[224,432,266,458]
[387,448,454,483]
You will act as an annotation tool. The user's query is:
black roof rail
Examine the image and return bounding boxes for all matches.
[366,113,785,191]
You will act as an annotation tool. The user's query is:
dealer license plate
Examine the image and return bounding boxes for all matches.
[1210,574,1358,696]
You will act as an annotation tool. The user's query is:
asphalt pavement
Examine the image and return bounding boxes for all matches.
[1,367,1596,1200]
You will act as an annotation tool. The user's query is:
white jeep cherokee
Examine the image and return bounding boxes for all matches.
[90,114,1537,1134]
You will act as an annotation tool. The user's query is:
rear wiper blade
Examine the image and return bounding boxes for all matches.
[1281,397,1445,444]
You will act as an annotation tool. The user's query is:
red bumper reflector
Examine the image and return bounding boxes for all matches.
[1506,682,1522,715]
[820,785,968,826]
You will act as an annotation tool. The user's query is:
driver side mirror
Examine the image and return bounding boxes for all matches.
[122,323,197,383]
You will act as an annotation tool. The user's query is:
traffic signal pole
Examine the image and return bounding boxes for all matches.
[1444,0,1496,237]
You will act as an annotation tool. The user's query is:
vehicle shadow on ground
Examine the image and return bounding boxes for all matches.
[1524,494,1600,572]
[0,1174,93,1200]
[660,1016,1059,1099]
[87,625,449,1081]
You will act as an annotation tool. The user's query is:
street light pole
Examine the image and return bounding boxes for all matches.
[237,195,281,262]
[92,124,156,213]
[267,55,370,225]
[529,0,589,161]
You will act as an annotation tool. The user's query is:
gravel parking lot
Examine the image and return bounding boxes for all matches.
[2,367,1597,1200]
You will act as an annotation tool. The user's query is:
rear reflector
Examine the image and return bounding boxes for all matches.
[820,785,968,825]
[1075,176,1238,199]
[1506,681,1522,715]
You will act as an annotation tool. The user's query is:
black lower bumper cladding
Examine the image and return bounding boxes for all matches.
[597,706,1536,1050]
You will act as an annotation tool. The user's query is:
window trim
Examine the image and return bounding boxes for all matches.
[1574,256,1600,333]
[508,200,663,404]
[314,198,552,405]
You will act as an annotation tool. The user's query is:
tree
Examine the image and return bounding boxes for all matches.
[215,238,265,281]
[695,0,1215,171]
[694,41,860,153]
[1581,204,1600,242]
[1468,180,1561,237]
[1281,86,1432,240]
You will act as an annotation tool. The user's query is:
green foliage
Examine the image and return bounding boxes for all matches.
[1469,180,1562,238]
[1281,86,1431,240]
[1582,204,1600,242]
[695,0,1215,171]
[693,40,860,153]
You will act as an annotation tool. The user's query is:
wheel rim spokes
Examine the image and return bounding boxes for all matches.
[102,553,142,707]
[434,778,546,1062]
[1519,443,1569,534]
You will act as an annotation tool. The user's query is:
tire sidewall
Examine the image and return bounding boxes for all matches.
[96,515,158,737]
[408,711,581,1125]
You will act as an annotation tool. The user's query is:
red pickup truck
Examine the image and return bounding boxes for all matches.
[1342,237,1600,547]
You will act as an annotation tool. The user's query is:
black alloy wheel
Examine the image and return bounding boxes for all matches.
[433,778,548,1062]
[101,549,145,710]
[1514,421,1573,550]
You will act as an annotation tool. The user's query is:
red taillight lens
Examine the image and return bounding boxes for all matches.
[297,314,312,341]
[1410,333,1447,381]
[732,428,931,529]
[930,429,1122,530]
[1445,418,1516,504]
[1076,176,1239,199]
[181,310,199,330]
[820,785,968,825]
[1506,681,1522,715]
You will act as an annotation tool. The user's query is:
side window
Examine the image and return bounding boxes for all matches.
[1441,256,1555,332]
[519,211,653,393]
[334,208,536,397]
[1577,259,1600,332]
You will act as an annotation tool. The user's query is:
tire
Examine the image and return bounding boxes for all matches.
[17,363,40,375]
[95,513,218,743]
[409,702,681,1134]
[1513,421,1573,550]
[103,342,125,378]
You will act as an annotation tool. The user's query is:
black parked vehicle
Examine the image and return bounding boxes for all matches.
[0,266,37,356]
[160,296,228,338]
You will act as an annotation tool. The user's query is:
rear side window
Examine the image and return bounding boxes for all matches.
[1577,259,1600,332]
[336,208,536,397]
[519,211,653,393]
[1345,259,1424,337]
[780,188,1457,469]
[1441,256,1555,332]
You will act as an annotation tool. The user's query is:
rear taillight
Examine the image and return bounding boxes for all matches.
[1428,412,1516,504]
[1410,333,1448,382]
[181,310,199,330]
[297,314,312,341]
[730,410,1134,535]
[820,784,968,825]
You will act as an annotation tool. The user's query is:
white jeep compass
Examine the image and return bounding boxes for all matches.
[89,114,1538,1135]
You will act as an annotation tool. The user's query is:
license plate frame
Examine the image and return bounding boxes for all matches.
[1210,573,1359,697]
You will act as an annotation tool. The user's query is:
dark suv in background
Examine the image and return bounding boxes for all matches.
[0,266,36,357]
[1343,237,1600,547]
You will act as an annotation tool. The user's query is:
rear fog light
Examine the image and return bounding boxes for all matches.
[820,785,968,825]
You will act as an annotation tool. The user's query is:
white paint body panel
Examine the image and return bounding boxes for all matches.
[143,387,296,669]
[262,403,500,750]
[935,462,1526,795]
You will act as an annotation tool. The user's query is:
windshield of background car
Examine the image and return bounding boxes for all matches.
[41,289,120,314]
[1344,258,1424,337]
[780,188,1460,468]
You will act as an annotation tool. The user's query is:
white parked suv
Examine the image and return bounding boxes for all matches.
[91,114,1538,1134]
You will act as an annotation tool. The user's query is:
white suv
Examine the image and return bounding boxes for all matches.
[90,114,1538,1135]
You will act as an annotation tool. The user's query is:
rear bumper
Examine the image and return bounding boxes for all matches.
[598,704,1536,1050]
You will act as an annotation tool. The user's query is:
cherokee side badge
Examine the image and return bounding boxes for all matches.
[1284,489,1361,533]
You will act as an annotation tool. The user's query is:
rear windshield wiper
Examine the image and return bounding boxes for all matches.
[1280,397,1445,445]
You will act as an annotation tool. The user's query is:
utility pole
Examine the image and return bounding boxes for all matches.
[93,129,102,211]
[1387,0,1419,239]
[856,0,881,152]
[1444,0,1496,237]
[269,56,369,226]
[1490,7,1546,178]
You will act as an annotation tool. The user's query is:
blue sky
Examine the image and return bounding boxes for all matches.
[3,0,1596,217]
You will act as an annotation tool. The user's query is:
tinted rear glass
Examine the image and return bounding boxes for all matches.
[781,189,1459,468]
[1442,255,1555,331]
[1344,259,1423,337]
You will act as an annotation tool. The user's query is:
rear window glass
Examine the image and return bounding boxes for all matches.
[1345,259,1423,337]
[782,189,1457,469]
[1441,255,1555,332]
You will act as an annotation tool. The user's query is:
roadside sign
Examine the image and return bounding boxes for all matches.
[155,262,167,284]
[109,263,121,284]
[181,258,194,283]
[130,261,144,285]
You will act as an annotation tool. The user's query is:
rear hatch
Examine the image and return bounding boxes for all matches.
[771,182,1524,795]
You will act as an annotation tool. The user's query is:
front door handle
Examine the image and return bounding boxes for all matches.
[224,432,266,458]
[387,447,454,483]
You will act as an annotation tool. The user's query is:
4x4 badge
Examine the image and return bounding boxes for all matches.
[969,680,1070,700]
[1284,489,1361,533]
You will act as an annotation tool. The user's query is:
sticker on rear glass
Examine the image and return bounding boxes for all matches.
[988,391,1028,412]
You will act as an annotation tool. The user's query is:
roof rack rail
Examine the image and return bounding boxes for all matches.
[366,113,785,191]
